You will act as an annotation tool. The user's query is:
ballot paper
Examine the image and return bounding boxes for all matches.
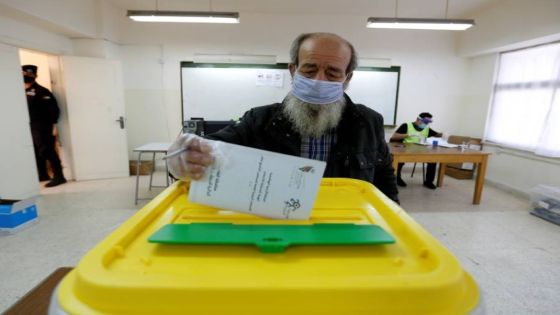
[188,142,326,220]
[418,137,459,148]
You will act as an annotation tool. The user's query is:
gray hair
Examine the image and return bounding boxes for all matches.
[289,32,358,74]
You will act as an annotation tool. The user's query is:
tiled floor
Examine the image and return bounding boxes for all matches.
[397,173,560,315]
[1,171,559,314]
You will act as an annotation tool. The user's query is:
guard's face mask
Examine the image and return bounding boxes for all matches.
[291,73,344,104]
[23,75,35,83]
[418,117,432,129]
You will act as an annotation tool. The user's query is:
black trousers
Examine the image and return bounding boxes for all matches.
[397,162,436,184]
[32,130,63,179]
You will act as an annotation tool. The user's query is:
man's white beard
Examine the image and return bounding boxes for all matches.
[283,93,346,138]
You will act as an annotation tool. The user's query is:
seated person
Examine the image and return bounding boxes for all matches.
[390,112,442,189]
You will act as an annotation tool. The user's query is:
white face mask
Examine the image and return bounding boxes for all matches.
[291,73,344,105]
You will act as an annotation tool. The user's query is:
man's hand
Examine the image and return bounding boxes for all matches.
[167,134,214,181]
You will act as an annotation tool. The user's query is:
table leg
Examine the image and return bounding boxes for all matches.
[134,152,142,205]
[437,163,446,187]
[392,156,399,175]
[473,155,488,204]
[149,152,156,191]
[165,156,170,186]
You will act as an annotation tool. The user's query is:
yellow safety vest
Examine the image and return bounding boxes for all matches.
[403,122,429,144]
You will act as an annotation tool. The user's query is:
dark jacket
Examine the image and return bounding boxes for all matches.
[208,95,399,203]
[26,82,59,143]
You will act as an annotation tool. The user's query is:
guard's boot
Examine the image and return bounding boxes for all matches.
[45,167,67,187]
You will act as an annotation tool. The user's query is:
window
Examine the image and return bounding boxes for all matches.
[486,42,560,157]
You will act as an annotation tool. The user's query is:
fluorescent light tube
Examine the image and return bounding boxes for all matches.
[127,10,239,24]
[367,18,474,31]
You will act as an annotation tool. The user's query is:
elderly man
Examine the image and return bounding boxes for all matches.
[168,32,399,203]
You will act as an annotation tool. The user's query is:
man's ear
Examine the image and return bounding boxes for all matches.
[343,72,353,90]
[345,72,353,84]
[288,63,296,77]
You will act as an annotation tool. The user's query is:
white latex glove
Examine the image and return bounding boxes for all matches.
[167,133,214,181]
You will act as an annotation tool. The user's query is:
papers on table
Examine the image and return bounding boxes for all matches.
[188,141,326,220]
[417,137,459,148]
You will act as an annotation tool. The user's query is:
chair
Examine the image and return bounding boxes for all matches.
[445,136,483,179]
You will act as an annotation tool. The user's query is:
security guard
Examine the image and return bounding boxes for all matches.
[23,64,66,187]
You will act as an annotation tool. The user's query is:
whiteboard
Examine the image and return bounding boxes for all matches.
[181,63,400,125]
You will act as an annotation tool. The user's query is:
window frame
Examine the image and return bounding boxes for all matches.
[484,41,560,155]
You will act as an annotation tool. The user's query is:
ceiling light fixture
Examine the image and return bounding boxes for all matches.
[367,17,474,30]
[367,0,474,31]
[127,0,239,24]
[127,11,239,23]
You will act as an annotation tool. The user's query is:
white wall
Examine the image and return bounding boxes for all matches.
[96,0,123,42]
[484,145,560,195]
[457,53,497,138]
[0,15,73,55]
[73,39,122,59]
[458,0,560,56]
[0,43,40,199]
[0,0,98,38]
[119,13,468,157]
[0,0,122,49]
[457,0,560,194]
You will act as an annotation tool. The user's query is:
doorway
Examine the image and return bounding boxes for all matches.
[19,49,74,182]
[18,49,131,186]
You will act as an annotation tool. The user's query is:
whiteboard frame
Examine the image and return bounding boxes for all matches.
[180,62,400,126]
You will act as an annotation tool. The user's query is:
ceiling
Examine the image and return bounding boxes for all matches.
[110,0,505,18]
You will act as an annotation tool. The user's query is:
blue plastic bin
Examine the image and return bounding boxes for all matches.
[0,197,38,233]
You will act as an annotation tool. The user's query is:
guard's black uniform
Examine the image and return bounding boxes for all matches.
[25,82,64,180]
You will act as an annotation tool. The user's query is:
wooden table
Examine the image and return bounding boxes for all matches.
[3,267,73,315]
[389,143,490,204]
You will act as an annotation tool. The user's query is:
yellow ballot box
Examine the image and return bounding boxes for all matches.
[52,178,480,314]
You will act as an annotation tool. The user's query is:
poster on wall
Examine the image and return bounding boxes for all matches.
[256,70,284,87]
